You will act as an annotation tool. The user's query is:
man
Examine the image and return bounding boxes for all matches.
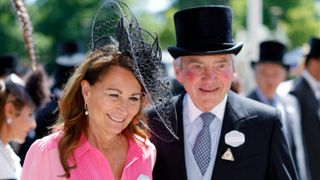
[248,40,308,180]
[290,37,320,180]
[151,6,298,180]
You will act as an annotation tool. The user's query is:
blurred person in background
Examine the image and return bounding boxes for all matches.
[0,72,45,179]
[247,40,308,180]
[17,41,85,165]
[36,41,85,139]
[290,37,320,180]
[0,54,19,79]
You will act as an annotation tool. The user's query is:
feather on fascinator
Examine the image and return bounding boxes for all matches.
[91,0,178,141]
[11,0,50,109]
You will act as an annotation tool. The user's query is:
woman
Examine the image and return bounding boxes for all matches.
[0,74,37,179]
[22,45,158,180]
[21,1,177,178]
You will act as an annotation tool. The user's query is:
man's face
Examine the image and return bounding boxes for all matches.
[254,63,287,98]
[309,57,320,81]
[174,54,236,112]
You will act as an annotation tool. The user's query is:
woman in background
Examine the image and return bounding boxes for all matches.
[0,74,36,179]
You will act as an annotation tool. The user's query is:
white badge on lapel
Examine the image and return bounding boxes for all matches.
[224,130,245,147]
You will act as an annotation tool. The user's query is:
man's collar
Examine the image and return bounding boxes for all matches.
[186,94,227,124]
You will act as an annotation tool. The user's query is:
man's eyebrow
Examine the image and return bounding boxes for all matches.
[186,58,202,64]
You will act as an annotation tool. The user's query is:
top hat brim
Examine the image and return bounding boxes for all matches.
[56,53,85,67]
[168,42,243,59]
[250,61,290,71]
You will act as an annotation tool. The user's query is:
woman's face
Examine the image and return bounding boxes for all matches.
[9,105,36,144]
[82,66,142,137]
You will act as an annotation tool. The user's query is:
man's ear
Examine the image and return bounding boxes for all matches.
[233,72,237,80]
[173,60,183,83]
[81,80,90,102]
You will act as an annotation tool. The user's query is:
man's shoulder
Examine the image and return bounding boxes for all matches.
[227,92,281,125]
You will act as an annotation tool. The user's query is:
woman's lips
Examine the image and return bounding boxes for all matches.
[106,113,125,123]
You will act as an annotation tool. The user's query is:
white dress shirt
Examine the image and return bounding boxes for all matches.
[302,70,320,101]
[183,94,227,180]
[0,142,21,180]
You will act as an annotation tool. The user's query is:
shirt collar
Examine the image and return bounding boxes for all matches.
[74,133,144,159]
[186,94,227,124]
[302,70,320,93]
[256,88,279,104]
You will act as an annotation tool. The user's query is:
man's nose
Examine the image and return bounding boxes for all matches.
[202,68,218,80]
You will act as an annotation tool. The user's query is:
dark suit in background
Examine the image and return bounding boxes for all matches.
[291,78,320,180]
[290,37,320,180]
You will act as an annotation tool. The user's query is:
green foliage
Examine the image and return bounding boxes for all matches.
[229,0,320,49]
[0,1,25,55]
[229,0,246,31]
[1,0,319,71]
[177,0,228,9]
[283,4,320,47]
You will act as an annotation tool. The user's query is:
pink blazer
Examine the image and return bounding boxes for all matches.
[21,132,156,180]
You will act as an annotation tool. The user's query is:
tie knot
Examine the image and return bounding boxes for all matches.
[200,112,215,127]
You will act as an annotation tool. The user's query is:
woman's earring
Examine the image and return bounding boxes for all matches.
[6,118,12,124]
[84,104,89,116]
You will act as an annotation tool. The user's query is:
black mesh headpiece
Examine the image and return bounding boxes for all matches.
[90,0,178,141]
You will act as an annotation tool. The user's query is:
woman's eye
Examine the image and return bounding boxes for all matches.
[129,97,140,102]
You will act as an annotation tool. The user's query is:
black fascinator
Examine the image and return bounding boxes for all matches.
[91,0,178,141]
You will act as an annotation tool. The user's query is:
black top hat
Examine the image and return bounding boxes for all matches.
[55,41,85,67]
[168,5,243,59]
[0,54,18,77]
[251,41,290,70]
[306,37,320,58]
[53,41,85,89]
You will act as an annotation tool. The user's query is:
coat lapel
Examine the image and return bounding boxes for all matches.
[212,91,256,180]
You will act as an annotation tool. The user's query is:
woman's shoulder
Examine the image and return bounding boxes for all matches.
[131,135,156,168]
[32,131,62,151]
[132,135,156,156]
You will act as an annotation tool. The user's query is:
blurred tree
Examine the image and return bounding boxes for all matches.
[177,0,229,9]
[32,0,100,71]
[283,2,320,47]
[229,0,320,48]
[0,1,26,58]
[1,0,319,70]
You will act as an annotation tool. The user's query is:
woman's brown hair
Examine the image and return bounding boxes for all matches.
[56,45,149,178]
